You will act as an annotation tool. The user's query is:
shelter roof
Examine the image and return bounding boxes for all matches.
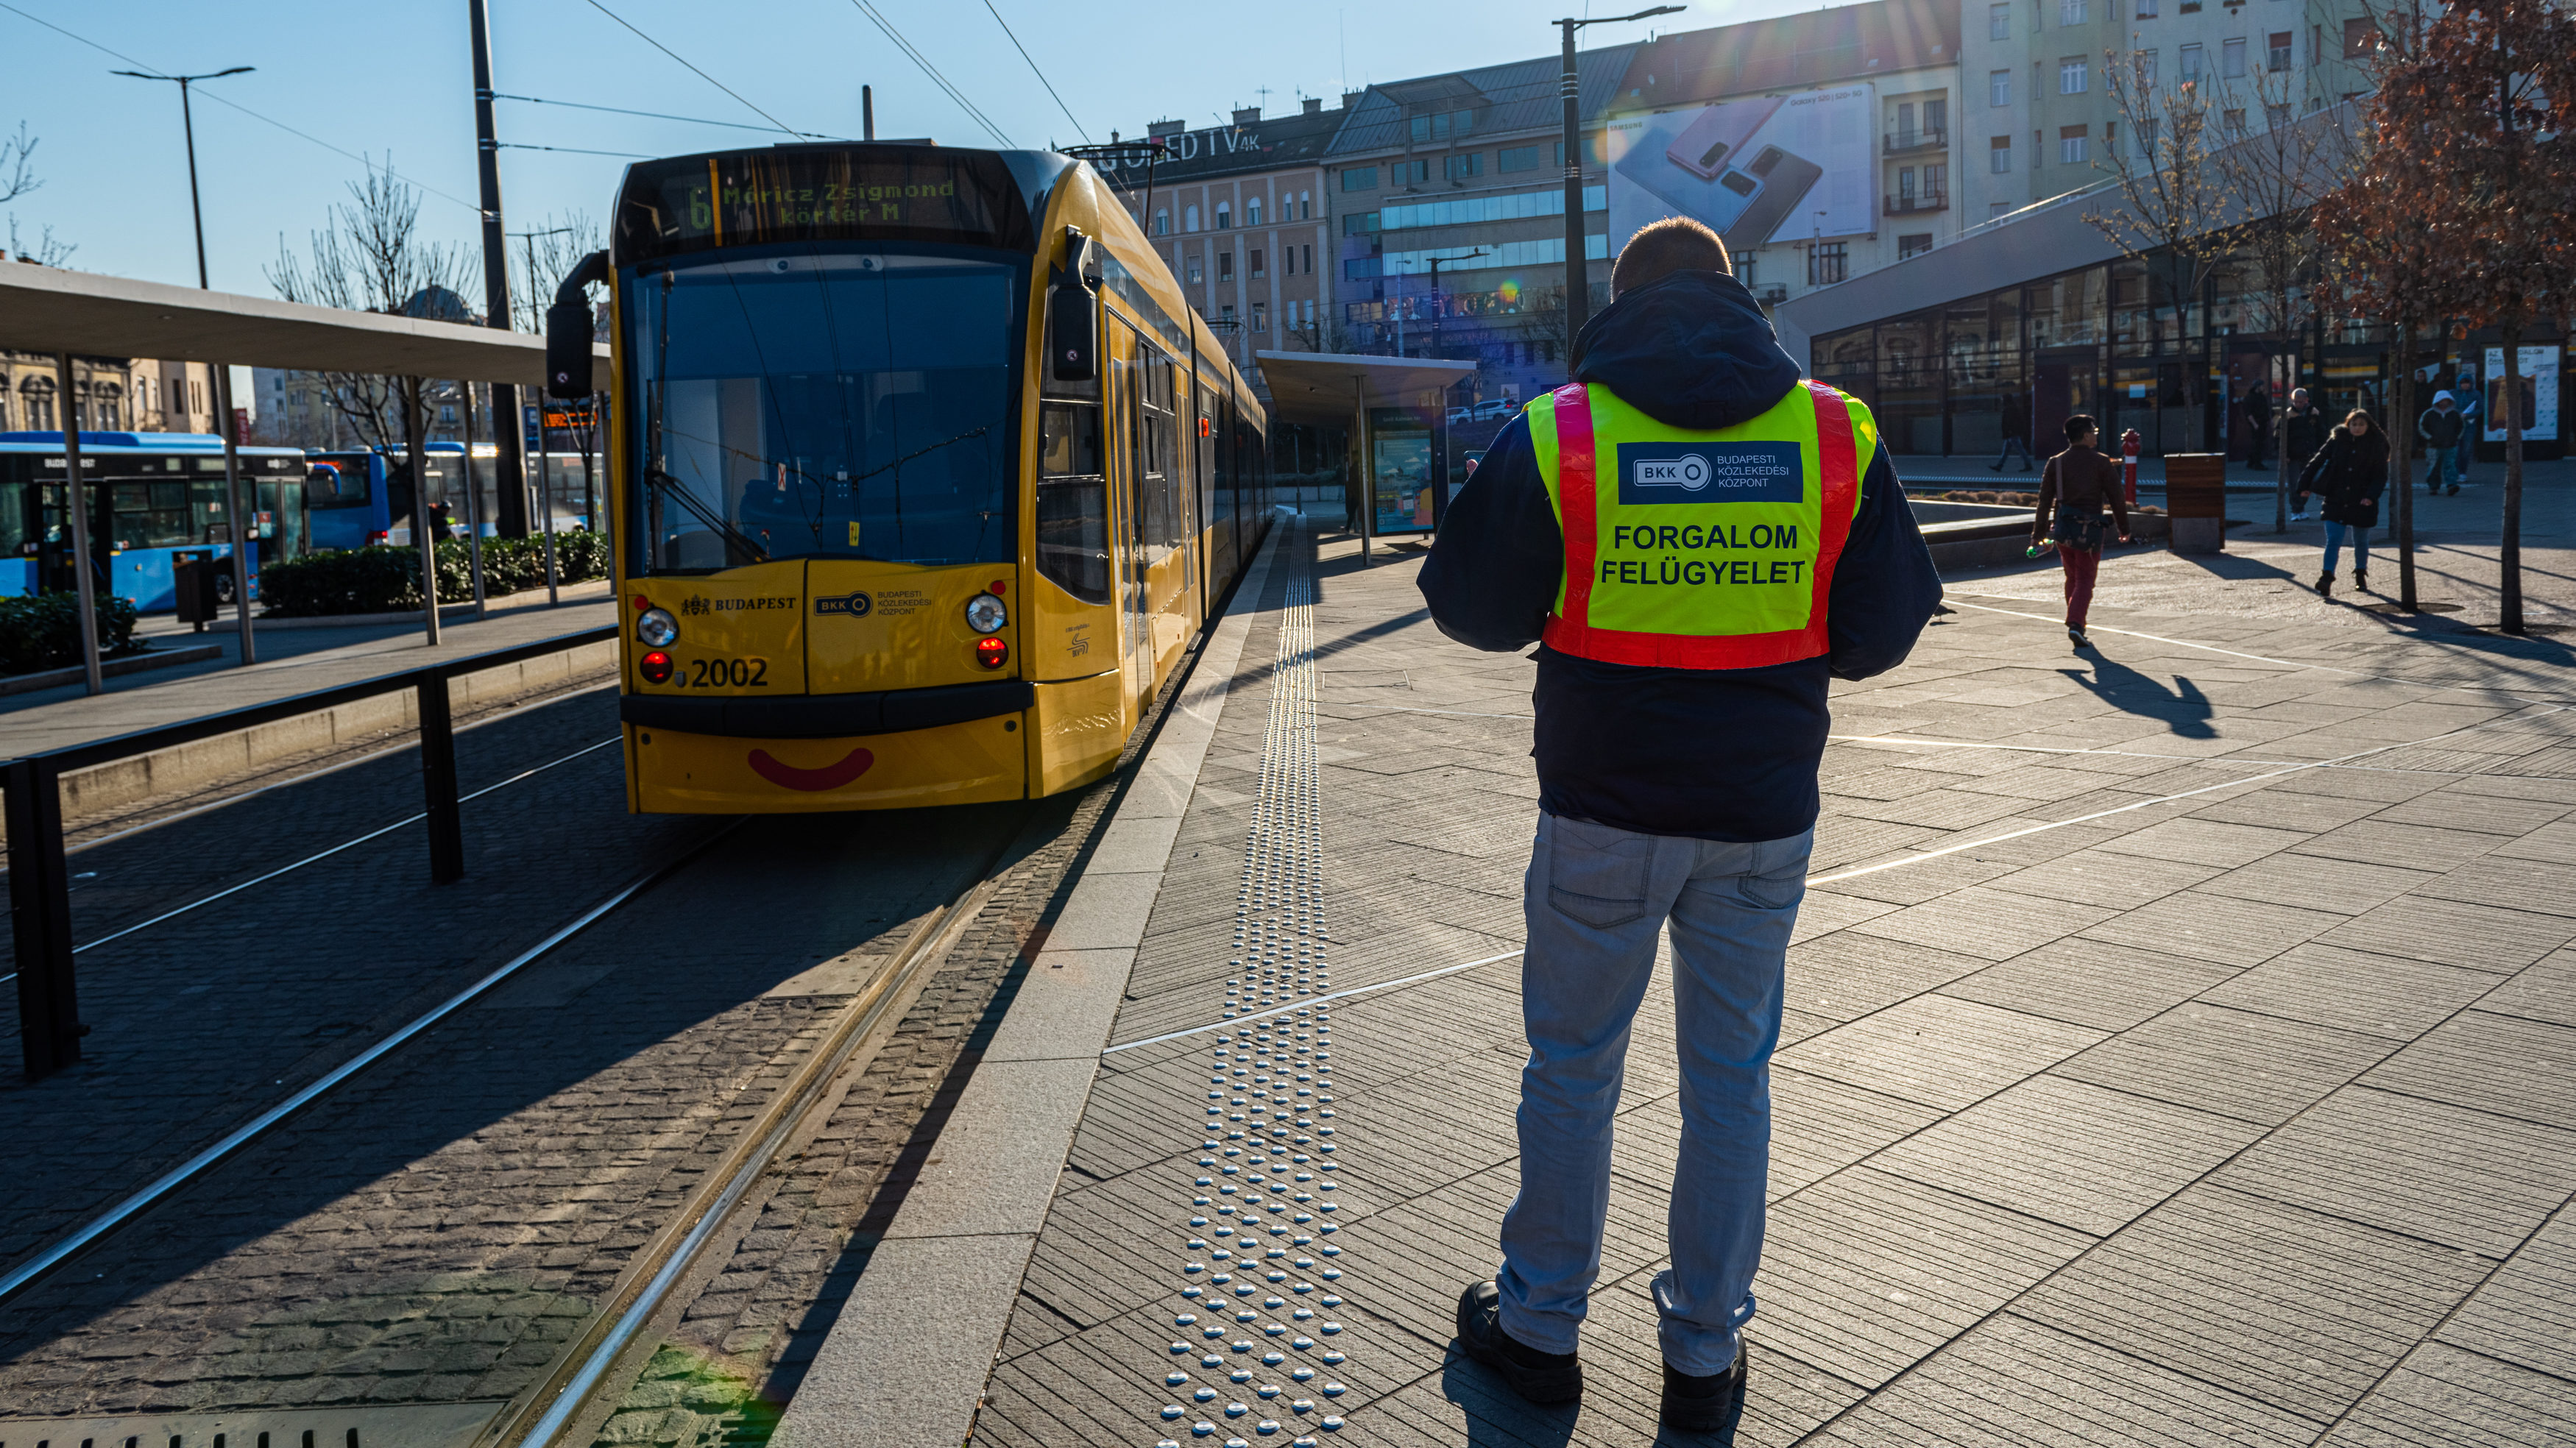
[1253,350,1476,427]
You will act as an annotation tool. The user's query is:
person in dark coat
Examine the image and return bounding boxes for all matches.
[2240,381,2274,469]
[2281,388,2328,509]
[1991,388,2034,472]
[2296,409,2391,596]
[2030,415,2133,650]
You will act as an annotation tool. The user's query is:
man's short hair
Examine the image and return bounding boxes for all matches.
[2065,414,2098,443]
[1610,216,1731,296]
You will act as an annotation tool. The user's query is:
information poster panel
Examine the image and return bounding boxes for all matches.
[1370,406,1435,537]
[1606,84,1878,255]
[2480,345,2561,444]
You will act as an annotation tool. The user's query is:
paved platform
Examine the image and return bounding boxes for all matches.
[950,525,2576,1445]
[0,581,614,756]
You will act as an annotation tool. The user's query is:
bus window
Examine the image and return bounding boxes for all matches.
[1036,402,1108,603]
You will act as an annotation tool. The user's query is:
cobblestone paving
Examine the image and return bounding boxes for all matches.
[975,530,2576,1446]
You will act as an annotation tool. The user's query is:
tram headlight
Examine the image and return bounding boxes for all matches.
[635,607,681,647]
[640,650,675,684]
[964,592,1007,634]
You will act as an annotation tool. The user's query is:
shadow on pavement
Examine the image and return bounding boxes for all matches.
[2061,654,2218,738]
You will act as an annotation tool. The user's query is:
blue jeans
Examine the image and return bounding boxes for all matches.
[2425,444,2460,490]
[2326,519,2371,577]
[1497,812,1810,1377]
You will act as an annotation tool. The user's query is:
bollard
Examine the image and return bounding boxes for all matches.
[7,757,84,1079]
[417,669,465,883]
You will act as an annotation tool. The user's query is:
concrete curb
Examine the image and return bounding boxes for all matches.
[770,517,1292,1448]
[0,645,225,698]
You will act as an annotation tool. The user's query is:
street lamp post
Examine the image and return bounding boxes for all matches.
[114,64,258,667]
[1556,7,1682,362]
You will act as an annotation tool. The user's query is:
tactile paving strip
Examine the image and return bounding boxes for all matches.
[1151,572,1351,1447]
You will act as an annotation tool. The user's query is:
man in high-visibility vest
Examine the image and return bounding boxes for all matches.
[1420,216,1940,1432]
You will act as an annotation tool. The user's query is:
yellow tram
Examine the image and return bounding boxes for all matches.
[549,144,1272,812]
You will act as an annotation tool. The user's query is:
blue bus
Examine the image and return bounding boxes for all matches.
[305,442,600,551]
[0,432,312,610]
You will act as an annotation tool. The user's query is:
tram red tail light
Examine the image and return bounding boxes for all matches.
[974,637,1009,669]
[640,650,674,684]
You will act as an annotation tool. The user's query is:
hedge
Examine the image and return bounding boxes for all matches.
[0,592,144,675]
[258,532,612,617]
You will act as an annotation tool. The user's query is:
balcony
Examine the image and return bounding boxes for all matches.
[1883,191,1949,215]
[1883,125,1947,155]
[1754,283,1789,305]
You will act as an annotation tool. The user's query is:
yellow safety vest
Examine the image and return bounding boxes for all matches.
[1531,379,1874,669]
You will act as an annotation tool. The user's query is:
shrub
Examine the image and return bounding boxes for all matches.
[0,592,144,675]
[258,530,615,617]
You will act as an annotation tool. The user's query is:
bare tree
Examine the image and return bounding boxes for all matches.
[2210,73,2358,530]
[509,211,606,333]
[2,121,75,266]
[264,168,476,449]
[2092,49,2233,448]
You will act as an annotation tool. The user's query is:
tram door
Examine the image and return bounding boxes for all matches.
[1107,324,1151,714]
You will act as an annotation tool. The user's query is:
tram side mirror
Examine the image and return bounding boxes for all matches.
[1051,230,1099,383]
[546,249,612,400]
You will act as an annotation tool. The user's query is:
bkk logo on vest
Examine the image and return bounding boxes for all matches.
[1615,441,1804,505]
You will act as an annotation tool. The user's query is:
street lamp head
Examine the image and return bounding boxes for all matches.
[1565,4,1685,26]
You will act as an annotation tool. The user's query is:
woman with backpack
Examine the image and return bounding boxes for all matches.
[2296,409,2391,597]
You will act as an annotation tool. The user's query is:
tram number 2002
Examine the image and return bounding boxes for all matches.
[682,657,769,688]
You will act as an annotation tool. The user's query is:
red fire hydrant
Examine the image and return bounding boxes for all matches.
[2122,427,2142,509]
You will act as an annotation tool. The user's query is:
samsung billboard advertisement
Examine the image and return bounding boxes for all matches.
[1606,84,1878,252]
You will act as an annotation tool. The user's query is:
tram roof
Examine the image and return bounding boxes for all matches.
[0,262,608,390]
[1253,352,1477,427]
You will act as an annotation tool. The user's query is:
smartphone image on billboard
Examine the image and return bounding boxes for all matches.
[1719,144,1826,251]
[1616,120,1757,233]
[1664,99,1785,180]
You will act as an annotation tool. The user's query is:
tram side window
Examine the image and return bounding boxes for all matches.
[1036,402,1111,604]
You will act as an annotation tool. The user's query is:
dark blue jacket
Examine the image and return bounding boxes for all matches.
[1418,269,1942,842]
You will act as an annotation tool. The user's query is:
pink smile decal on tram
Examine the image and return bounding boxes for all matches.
[748,747,876,791]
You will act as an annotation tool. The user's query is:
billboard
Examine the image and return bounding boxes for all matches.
[1606,84,1878,254]
[2480,345,2561,444]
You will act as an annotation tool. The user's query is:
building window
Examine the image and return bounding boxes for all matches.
[1925,98,1947,135]
[1991,134,2013,171]
[1300,190,1312,219]
[1185,203,1201,231]
[2223,37,2246,77]
[1407,109,1473,143]
[1218,252,1234,282]
[1991,69,2012,105]
[1498,143,1540,172]
[2343,18,2379,56]
[2223,107,2248,138]
[2060,0,2087,23]
[1220,305,1236,327]
[1445,152,1482,181]
[2060,124,2090,163]
[1552,136,1604,168]
[2141,49,2159,82]
[1342,166,1378,191]
[1342,211,1378,236]
[2267,30,2292,68]
[1154,209,1170,235]
[2180,42,2204,78]
[1250,248,1267,278]
[1990,1,2010,38]
[1898,166,1917,200]
[1303,244,1313,274]
[1404,159,1431,184]
[2137,0,2156,16]
[1186,255,1203,285]
[1925,162,1947,197]
[2267,101,2293,127]
[1248,197,1263,227]
[1216,202,1232,229]
[1253,302,1268,333]
[1808,243,1848,285]
[1898,233,1934,259]
[2060,57,2089,93]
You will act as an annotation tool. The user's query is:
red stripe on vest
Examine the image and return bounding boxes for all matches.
[1541,380,1861,670]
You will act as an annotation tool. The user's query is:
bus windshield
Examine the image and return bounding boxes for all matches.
[626,248,1019,573]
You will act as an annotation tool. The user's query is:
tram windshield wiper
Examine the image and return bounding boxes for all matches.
[645,467,771,567]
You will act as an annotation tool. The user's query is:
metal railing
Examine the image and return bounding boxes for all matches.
[1884,191,1950,215]
[1883,126,1947,154]
[6,625,617,1081]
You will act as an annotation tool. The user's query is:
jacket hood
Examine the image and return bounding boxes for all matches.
[1570,270,1804,431]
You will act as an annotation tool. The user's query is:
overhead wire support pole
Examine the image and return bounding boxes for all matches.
[470,0,531,542]
[1556,6,1684,366]
[53,352,103,697]
[407,378,441,647]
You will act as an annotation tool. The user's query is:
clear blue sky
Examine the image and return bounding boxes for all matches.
[0,0,1844,306]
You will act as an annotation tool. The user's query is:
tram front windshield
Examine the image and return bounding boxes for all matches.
[626,249,1018,573]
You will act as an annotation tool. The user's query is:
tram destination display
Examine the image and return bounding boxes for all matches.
[617,145,1035,262]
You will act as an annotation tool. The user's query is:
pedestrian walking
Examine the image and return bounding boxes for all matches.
[1991,388,2034,472]
[2282,388,2327,479]
[2418,390,2465,496]
[2031,414,2133,650]
[2296,408,2390,596]
[2454,374,2481,483]
[1418,215,1941,1433]
[2241,380,2274,470]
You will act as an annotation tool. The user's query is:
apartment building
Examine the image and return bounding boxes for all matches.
[1962,0,2388,221]
[1100,97,1342,387]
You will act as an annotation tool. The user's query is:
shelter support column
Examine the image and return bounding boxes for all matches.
[52,353,102,696]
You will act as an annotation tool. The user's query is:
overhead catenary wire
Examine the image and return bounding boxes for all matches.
[977,0,1088,143]
[846,0,1015,147]
[490,90,839,138]
[577,0,803,137]
[0,0,486,216]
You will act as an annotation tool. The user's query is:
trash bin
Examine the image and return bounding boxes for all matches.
[2165,454,2227,555]
[172,550,222,630]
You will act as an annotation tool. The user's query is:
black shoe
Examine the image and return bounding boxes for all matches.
[2316,573,2334,597]
[2069,627,2091,649]
[1454,1280,1582,1404]
[1989,462,2004,472]
[1660,1352,1750,1434]
[2447,484,2460,495]
[2354,569,2369,592]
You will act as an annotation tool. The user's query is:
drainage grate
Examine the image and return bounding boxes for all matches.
[0,1402,502,1448]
